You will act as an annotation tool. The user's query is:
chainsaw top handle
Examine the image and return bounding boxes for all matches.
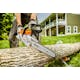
[14,24,42,36]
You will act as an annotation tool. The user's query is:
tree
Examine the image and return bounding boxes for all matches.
[0,13,14,40]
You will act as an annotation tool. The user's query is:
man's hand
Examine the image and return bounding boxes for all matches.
[16,25,24,40]
[17,25,24,34]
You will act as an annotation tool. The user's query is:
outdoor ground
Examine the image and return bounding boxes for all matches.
[0,34,80,67]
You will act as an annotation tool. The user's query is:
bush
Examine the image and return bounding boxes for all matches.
[1,33,8,40]
[0,13,14,40]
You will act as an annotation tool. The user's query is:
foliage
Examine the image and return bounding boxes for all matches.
[0,13,14,40]
[1,33,8,40]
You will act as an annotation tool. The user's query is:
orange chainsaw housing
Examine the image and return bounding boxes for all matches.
[25,29,32,35]
[19,29,32,35]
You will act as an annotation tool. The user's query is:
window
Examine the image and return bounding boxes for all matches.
[73,26,78,33]
[67,26,71,34]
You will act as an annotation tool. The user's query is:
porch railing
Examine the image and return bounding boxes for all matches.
[45,19,65,29]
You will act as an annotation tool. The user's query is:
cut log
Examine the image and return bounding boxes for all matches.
[0,43,80,67]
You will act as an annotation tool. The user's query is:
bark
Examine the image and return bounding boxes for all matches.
[0,43,80,67]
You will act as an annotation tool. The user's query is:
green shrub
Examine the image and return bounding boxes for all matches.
[1,33,8,40]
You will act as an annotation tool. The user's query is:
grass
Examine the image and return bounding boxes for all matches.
[0,40,10,49]
[0,34,80,49]
[44,59,65,67]
[0,40,25,49]
[41,34,80,45]
[68,53,80,67]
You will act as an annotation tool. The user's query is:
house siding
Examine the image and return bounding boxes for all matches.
[67,13,80,33]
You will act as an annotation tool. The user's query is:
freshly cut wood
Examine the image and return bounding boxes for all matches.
[0,43,80,67]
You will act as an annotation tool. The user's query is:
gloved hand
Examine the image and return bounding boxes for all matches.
[17,25,24,34]
[16,25,24,40]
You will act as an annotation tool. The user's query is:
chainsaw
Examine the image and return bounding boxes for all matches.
[16,24,55,57]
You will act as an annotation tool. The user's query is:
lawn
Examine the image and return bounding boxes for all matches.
[41,34,80,45]
[0,34,80,49]
[0,40,10,49]
[0,40,25,49]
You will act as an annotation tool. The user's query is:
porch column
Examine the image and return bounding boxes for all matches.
[56,13,58,36]
[49,18,51,36]
[65,13,67,35]
[45,22,47,37]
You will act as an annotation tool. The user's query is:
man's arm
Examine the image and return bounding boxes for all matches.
[15,13,23,34]
[15,13,22,26]
[29,13,38,25]
[30,13,37,20]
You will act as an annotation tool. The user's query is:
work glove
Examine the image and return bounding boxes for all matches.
[16,25,24,40]
[17,25,24,34]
